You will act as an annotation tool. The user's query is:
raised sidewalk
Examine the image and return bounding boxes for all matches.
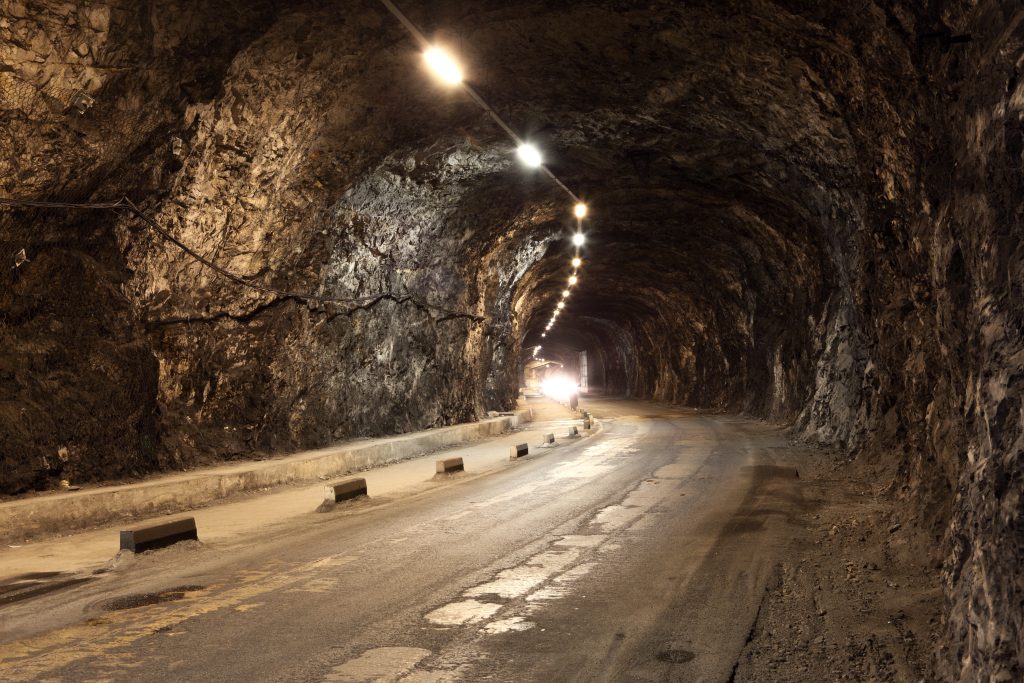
[0,409,532,545]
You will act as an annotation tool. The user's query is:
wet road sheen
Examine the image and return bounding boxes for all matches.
[0,399,810,682]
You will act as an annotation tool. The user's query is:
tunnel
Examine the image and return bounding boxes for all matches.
[0,1,1022,681]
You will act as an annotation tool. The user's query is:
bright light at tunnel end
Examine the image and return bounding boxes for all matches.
[423,47,463,85]
[540,374,579,403]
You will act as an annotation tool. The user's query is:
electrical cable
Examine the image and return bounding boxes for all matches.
[0,195,486,323]
[6,3,584,332]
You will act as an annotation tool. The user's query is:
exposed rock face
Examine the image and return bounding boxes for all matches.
[0,1,1021,679]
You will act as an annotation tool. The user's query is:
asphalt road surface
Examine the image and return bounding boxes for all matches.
[0,398,810,682]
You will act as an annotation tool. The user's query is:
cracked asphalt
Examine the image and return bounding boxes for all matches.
[0,398,811,682]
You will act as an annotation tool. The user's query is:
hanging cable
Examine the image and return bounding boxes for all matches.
[0,196,486,323]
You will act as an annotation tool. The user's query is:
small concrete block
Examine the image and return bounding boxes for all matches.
[325,477,368,503]
[436,457,465,474]
[120,517,198,553]
[583,418,592,430]
[567,426,579,437]
[510,443,529,460]
[544,433,555,444]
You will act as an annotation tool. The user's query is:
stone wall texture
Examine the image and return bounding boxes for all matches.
[0,1,1021,679]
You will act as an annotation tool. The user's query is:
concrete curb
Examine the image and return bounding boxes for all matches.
[435,457,464,474]
[1,410,531,544]
[119,517,198,553]
[324,477,369,504]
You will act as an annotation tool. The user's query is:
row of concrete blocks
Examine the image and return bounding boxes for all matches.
[116,456,469,554]
[120,418,596,554]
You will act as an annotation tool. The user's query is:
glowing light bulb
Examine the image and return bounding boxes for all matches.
[517,143,542,167]
[557,301,565,309]
[541,333,546,337]
[572,257,582,268]
[568,275,578,286]
[423,47,463,85]
[572,233,585,247]
[562,289,570,298]
[574,202,588,219]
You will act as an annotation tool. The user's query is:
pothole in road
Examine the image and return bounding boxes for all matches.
[101,585,206,611]
[657,649,696,664]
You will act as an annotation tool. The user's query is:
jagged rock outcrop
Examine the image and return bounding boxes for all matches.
[0,1,1021,680]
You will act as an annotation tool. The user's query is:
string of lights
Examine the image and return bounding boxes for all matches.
[376,0,590,347]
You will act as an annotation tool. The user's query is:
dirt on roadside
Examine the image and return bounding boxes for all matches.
[733,446,944,682]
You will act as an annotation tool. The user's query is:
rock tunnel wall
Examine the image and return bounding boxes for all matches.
[1,0,556,488]
[0,1,1021,680]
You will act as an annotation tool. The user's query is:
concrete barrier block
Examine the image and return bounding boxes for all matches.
[325,477,368,503]
[583,418,592,430]
[544,433,555,444]
[567,426,579,437]
[510,443,529,460]
[436,457,465,474]
[120,517,198,553]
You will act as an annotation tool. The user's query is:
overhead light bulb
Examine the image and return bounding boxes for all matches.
[574,202,588,219]
[562,289,570,298]
[572,233,585,247]
[568,275,578,286]
[541,333,546,338]
[517,143,543,167]
[423,47,463,85]
[572,257,582,268]
[557,301,565,309]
